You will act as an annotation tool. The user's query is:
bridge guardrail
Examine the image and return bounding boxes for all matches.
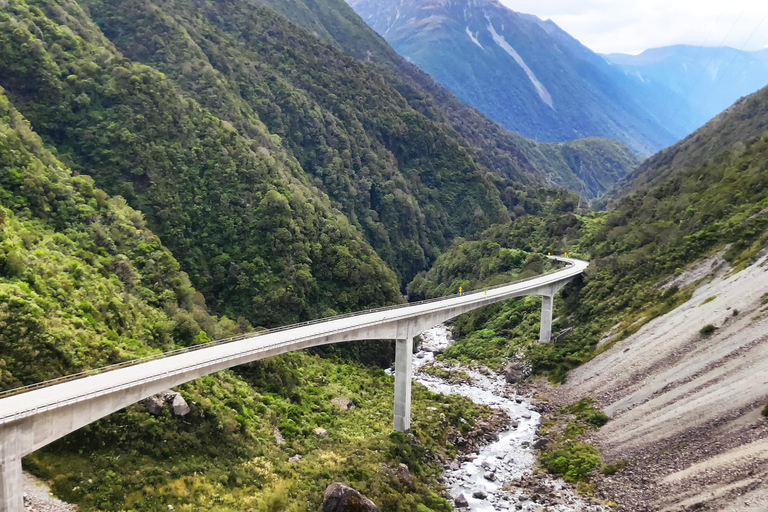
[0,257,578,402]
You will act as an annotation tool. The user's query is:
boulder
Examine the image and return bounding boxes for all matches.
[392,464,414,487]
[322,483,380,512]
[171,393,190,416]
[454,494,469,508]
[472,490,487,499]
[503,362,524,384]
[331,397,355,410]
[146,395,166,415]
[483,471,496,482]
[313,427,329,438]
[145,391,189,416]
[288,454,302,463]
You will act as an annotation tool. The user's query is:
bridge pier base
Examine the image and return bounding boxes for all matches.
[539,294,554,343]
[393,337,413,432]
[0,457,22,512]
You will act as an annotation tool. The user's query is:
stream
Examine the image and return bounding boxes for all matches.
[409,326,608,512]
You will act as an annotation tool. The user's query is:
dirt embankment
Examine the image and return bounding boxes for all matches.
[557,251,768,511]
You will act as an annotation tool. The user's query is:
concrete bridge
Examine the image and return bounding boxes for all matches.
[0,257,587,511]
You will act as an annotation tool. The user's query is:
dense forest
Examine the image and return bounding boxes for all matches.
[0,82,502,512]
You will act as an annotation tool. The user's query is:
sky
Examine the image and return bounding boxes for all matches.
[500,0,768,55]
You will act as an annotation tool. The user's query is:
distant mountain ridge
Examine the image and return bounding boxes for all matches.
[346,0,692,154]
[604,45,768,129]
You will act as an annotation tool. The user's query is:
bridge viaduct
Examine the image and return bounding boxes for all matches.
[0,257,587,511]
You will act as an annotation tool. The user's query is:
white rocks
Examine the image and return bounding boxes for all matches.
[313,427,329,437]
[145,390,190,417]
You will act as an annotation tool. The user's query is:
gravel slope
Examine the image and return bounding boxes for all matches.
[558,251,768,511]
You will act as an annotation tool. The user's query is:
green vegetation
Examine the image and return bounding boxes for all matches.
[419,365,471,384]
[27,352,495,512]
[411,111,768,381]
[600,460,627,476]
[540,442,601,484]
[699,324,717,338]
[245,0,643,199]
[562,398,610,428]
[762,401,768,417]
[0,88,232,389]
[0,0,403,330]
[538,398,611,484]
[700,295,717,306]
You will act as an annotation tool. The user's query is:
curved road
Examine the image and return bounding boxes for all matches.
[0,256,587,511]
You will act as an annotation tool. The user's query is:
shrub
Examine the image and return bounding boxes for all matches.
[563,398,609,428]
[699,324,717,338]
[762,402,768,418]
[541,442,601,483]
[600,460,627,475]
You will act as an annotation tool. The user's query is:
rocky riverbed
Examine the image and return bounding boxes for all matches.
[413,326,609,512]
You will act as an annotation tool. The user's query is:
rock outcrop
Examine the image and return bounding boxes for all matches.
[321,483,380,512]
[331,397,355,410]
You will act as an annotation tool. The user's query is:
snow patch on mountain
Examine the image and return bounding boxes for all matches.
[486,20,553,108]
[465,26,484,49]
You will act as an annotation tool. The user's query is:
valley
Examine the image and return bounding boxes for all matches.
[0,0,767,510]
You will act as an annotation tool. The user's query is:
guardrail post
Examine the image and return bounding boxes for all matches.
[393,337,413,432]
[0,454,23,512]
[539,294,554,343]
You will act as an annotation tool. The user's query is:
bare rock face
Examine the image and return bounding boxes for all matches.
[145,391,190,416]
[274,427,286,446]
[331,397,355,410]
[322,483,380,512]
[313,427,329,438]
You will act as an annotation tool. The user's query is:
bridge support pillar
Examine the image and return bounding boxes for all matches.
[0,457,22,512]
[393,337,413,432]
[539,294,554,343]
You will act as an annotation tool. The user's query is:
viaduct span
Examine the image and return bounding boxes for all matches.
[0,257,587,511]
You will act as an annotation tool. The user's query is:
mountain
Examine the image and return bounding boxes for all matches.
[0,0,406,329]
[408,84,768,382]
[612,83,768,199]
[346,0,690,154]
[197,0,644,200]
[0,85,498,512]
[605,45,768,129]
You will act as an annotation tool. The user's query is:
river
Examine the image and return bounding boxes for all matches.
[410,326,609,512]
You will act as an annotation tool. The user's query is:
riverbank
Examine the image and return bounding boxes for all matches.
[413,326,610,512]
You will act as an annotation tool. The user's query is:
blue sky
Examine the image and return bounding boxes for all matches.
[500,0,768,54]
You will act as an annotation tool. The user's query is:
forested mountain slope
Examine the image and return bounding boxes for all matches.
[611,84,768,199]
[0,87,234,389]
[163,0,642,200]
[0,0,406,327]
[259,0,643,198]
[0,87,497,512]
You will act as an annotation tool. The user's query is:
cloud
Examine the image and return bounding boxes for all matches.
[498,0,768,54]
